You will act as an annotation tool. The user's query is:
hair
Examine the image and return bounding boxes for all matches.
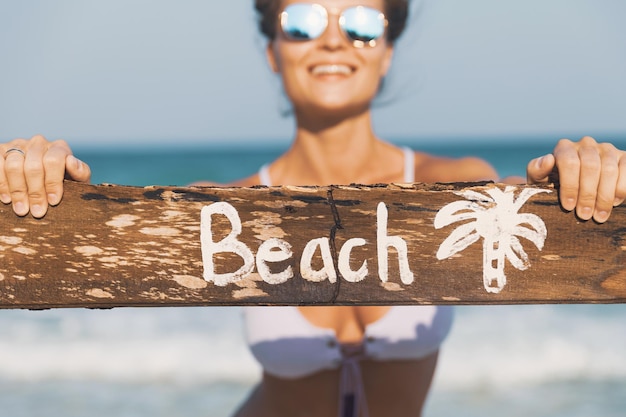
[254,0,410,44]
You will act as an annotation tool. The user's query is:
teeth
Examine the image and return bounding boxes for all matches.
[312,64,352,76]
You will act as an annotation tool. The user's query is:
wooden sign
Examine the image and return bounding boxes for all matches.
[0,180,625,309]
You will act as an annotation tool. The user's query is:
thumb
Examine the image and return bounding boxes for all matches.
[65,155,92,183]
[527,154,556,184]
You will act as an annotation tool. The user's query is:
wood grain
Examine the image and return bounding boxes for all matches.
[0,180,624,309]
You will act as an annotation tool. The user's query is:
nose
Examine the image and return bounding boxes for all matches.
[318,14,348,50]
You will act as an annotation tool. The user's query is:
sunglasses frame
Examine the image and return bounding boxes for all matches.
[279,3,388,48]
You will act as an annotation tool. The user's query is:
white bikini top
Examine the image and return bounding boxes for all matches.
[244,305,453,417]
[244,305,453,379]
[258,146,415,186]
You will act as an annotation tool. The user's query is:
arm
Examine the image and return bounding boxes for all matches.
[0,135,91,218]
[527,136,626,223]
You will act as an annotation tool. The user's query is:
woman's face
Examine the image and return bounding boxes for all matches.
[267,0,394,118]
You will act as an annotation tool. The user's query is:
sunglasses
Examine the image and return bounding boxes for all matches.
[279,3,388,48]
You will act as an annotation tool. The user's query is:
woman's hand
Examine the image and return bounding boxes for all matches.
[0,135,91,218]
[527,136,626,223]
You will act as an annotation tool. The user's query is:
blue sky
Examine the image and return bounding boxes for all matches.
[0,0,625,148]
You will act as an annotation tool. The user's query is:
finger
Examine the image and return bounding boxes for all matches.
[614,155,626,207]
[4,150,29,216]
[575,143,602,221]
[592,145,619,223]
[527,154,556,184]
[65,154,91,183]
[23,145,48,218]
[42,145,72,206]
[552,139,580,212]
[0,154,9,204]
[0,139,27,204]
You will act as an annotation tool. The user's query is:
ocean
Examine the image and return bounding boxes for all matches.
[1,138,625,417]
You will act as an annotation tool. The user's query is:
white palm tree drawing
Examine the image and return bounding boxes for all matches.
[434,186,551,293]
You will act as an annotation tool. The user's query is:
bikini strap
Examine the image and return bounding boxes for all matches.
[259,164,272,187]
[339,344,369,417]
[402,146,415,183]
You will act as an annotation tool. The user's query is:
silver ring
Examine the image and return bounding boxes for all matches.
[5,148,25,157]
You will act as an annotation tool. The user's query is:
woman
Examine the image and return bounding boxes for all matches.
[1,1,625,416]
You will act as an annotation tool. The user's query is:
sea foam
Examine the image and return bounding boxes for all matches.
[1,305,624,389]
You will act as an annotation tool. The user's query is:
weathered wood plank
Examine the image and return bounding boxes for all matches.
[0,180,624,309]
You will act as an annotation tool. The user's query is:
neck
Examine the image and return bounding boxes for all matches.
[277,109,387,185]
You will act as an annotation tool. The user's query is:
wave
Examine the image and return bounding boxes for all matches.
[435,304,626,390]
[0,307,260,384]
[1,305,624,389]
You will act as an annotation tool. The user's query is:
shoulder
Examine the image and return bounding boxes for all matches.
[413,153,498,183]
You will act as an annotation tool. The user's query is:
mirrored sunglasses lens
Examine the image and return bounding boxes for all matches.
[281,4,328,40]
[341,6,385,43]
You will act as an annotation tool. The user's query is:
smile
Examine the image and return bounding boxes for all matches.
[310,64,354,76]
